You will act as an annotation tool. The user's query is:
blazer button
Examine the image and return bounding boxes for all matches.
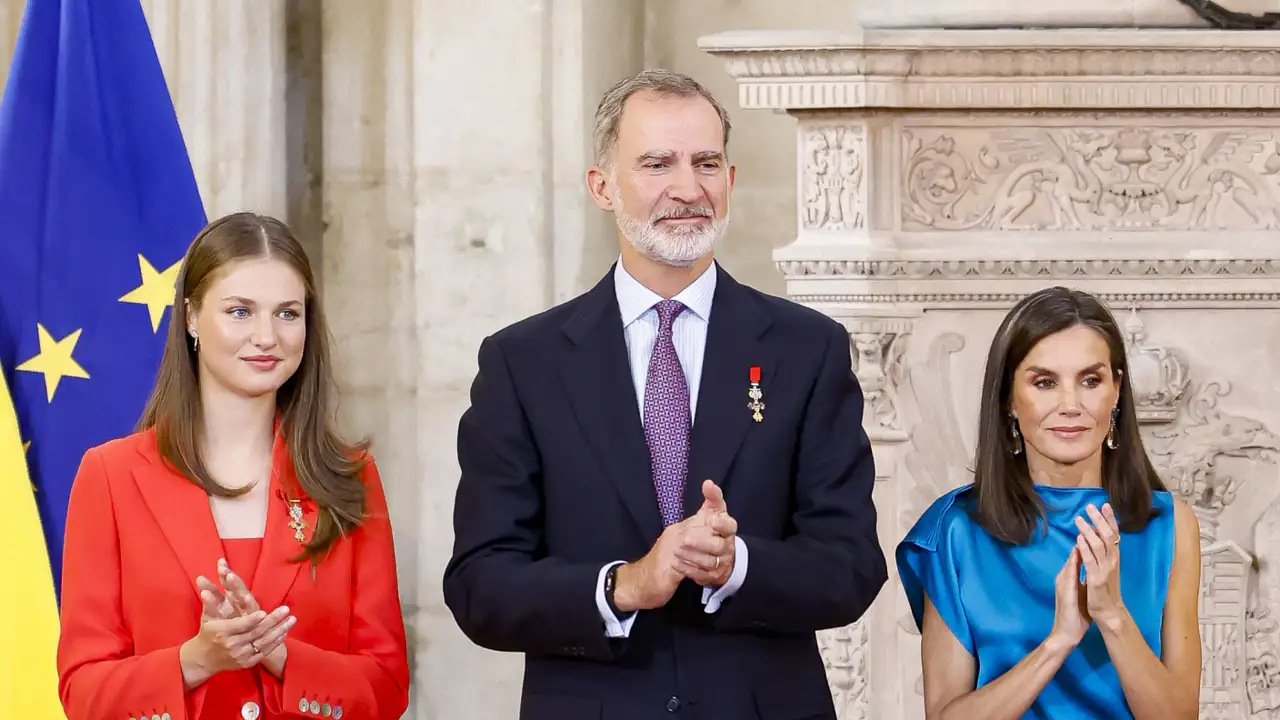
[333,706,344,719]
[241,701,261,720]
[666,696,681,712]
[321,702,332,717]
[310,700,322,714]
[299,698,310,713]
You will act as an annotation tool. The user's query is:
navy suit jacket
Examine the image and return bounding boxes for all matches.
[443,264,888,720]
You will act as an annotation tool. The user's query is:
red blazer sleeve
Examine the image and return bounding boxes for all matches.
[56,447,205,720]
[260,459,410,719]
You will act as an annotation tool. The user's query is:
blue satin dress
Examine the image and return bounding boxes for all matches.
[896,484,1176,719]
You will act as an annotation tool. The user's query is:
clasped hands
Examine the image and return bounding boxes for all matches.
[1050,502,1130,648]
[614,479,737,612]
[179,558,295,687]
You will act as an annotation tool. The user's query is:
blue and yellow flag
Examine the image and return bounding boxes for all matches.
[0,0,206,712]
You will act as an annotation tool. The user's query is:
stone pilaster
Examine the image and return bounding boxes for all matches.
[140,0,288,218]
[316,2,421,717]
[318,1,646,716]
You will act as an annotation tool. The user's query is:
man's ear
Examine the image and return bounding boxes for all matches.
[585,164,615,212]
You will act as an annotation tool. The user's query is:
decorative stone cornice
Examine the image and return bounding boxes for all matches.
[777,258,1280,280]
[698,29,1280,111]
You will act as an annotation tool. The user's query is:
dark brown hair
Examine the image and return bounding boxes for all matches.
[137,211,369,562]
[971,286,1165,544]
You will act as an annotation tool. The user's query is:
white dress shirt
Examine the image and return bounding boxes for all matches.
[594,257,750,637]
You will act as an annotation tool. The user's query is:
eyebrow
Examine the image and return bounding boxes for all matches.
[221,295,303,308]
[1024,362,1107,376]
[634,149,725,165]
[635,150,677,165]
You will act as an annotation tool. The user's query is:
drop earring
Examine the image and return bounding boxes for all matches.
[1106,407,1119,449]
[191,333,199,352]
[1009,413,1024,455]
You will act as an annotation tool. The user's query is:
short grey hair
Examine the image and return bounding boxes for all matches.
[592,69,732,167]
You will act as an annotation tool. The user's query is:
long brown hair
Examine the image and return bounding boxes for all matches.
[137,211,369,562]
[971,286,1165,544]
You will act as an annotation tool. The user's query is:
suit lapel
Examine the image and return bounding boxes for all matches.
[685,267,774,518]
[133,434,224,589]
[560,270,665,540]
[250,430,312,612]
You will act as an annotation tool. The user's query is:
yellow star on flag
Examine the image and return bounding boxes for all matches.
[119,254,181,332]
[16,324,90,402]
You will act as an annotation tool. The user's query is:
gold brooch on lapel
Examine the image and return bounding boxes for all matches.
[286,497,307,544]
[747,365,765,423]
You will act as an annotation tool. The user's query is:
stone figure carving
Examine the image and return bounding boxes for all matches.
[848,324,910,440]
[803,124,866,231]
[902,127,1280,232]
[1176,0,1280,29]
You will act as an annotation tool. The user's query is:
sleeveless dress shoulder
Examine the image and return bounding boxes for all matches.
[896,484,1177,719]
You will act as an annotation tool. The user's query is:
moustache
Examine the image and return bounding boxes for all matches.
[652,206,714,223]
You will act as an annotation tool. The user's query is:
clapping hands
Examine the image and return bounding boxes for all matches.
[674,479,738,587]
[179,558,295,687]
[614,479,739,612]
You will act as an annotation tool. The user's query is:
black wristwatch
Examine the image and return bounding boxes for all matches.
[604,564,624,619]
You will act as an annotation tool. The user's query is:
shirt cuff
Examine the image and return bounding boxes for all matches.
[596,561,638,637]
[701,536,748,613]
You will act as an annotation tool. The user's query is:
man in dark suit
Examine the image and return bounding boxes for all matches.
[443,68,887,720]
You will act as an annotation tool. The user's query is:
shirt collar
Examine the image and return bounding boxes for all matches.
[614,255,717,328]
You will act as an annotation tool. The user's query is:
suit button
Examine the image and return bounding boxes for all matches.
[666,696,681,712]
[241,701,261,720]
[299,698,310,713]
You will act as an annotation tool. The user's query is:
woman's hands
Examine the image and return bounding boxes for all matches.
[180,558,296,688]
[1074,502,1129,630]
[1050,543,1090,650]
[1051,501,1128,649]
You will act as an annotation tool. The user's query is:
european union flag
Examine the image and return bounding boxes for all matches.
[0,0,207,594]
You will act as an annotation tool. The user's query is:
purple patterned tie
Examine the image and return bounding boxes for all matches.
[644,300,690,527]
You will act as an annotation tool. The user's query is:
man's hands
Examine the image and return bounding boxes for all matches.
[614,479,738,612]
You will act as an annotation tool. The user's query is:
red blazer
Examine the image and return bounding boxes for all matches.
[56,428,410,720]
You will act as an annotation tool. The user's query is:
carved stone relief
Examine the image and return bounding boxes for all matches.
[902,126,1280,232]
[818,618,870,720]
[843,318,911,442]
[703,24,1280,720]
[803,123,866,231]
[1121,307,1190,424]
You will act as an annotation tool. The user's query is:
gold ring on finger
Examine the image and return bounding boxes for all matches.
[1113,537,1120,546]
[714,556,720,570]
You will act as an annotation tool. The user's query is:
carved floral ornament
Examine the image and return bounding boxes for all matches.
[880,309,1280,719]
[902,127,1280,232]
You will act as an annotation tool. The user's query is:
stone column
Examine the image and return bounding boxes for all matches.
[704,22,1280,720]
[319,1,645,717]
[140,1,288,218]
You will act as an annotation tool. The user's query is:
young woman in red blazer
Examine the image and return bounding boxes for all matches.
[56,212,410,720]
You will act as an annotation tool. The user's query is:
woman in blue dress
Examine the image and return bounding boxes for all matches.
[897,287,1202,719]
